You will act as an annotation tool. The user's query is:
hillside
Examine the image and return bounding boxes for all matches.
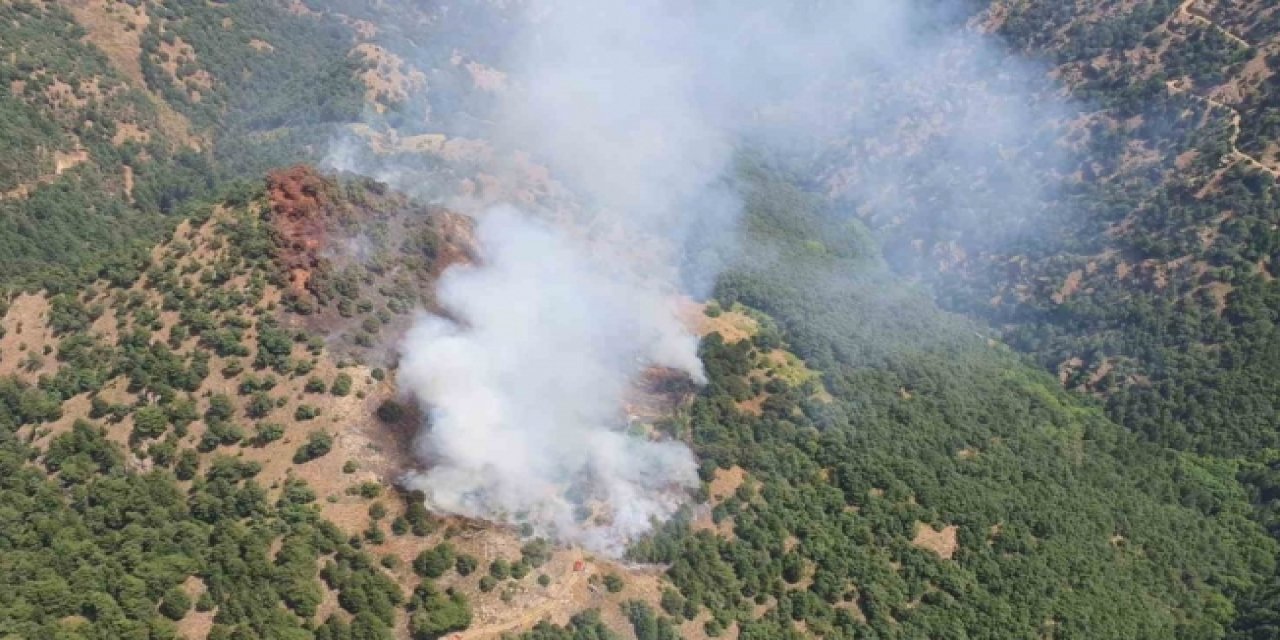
[796,0,1280,452]
[3,0,1280,638]
[0,164,1272,639]
[0,0,490,289]
[960,0,1280,458]
[790,2,1280,632]
[0,168,694,640]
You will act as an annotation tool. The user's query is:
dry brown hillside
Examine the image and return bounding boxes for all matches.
[0,168,764,639]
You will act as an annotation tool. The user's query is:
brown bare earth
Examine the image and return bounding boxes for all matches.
[912,522,960,560]
[267,166,335,293]
[353,43,428,113]
[0,294,58,380]
[59,0,199,148]
[679,299,758,343]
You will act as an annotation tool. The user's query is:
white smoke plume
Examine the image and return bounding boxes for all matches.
[399,207,700,550]
[379,0,1065,550]
[397,0,745,550]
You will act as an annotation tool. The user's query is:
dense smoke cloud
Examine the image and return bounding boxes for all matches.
[397,0,750,549]
[333,0,1065,550]
[398,208,700,549]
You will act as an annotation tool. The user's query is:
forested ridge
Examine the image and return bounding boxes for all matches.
[825,1,1280,635]
[649,165,1275,639]
[4,0,1280,638]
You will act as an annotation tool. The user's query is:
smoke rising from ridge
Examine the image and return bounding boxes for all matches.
[398,207,701,549]
[341,0,1069,550]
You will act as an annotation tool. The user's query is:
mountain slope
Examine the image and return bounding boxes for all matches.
[4,0,1280,638]
[635,165,1273,639]
[0,165,1273,639]
[0,170,694,640]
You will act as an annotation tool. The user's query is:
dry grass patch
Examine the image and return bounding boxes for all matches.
[1203,281,1235,316]
[1051,269,1084,304]
[341,16,378,40]
[0,293,58,380]
[21,392,93,448]
[691,466,746,539]
[156,35,214,101]
[62,0,198,148]
[912,522,959,560]
[708,465,746,502]
[174,576,215,640]
[62,0,150,85]
[352,43,427,113]
[112,122,149,146]
[679,299,758,344]
[2,147,91,200]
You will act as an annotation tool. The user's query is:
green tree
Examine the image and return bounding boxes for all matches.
[159,586,191,620]
[414,543,456,579]
[455,554,479,577]
[408,582,471,639]
[132,404,169,440]
[293,430,333,463]
[331,372,353,396]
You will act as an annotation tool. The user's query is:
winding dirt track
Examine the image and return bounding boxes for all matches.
[1176,0,1251,48]
[1161,0,1280,179]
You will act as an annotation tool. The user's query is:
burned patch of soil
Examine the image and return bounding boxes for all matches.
[267,165,336,294]
[266,166,478,368]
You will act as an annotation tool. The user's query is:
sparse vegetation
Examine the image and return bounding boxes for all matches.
[3,2,1280,634]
